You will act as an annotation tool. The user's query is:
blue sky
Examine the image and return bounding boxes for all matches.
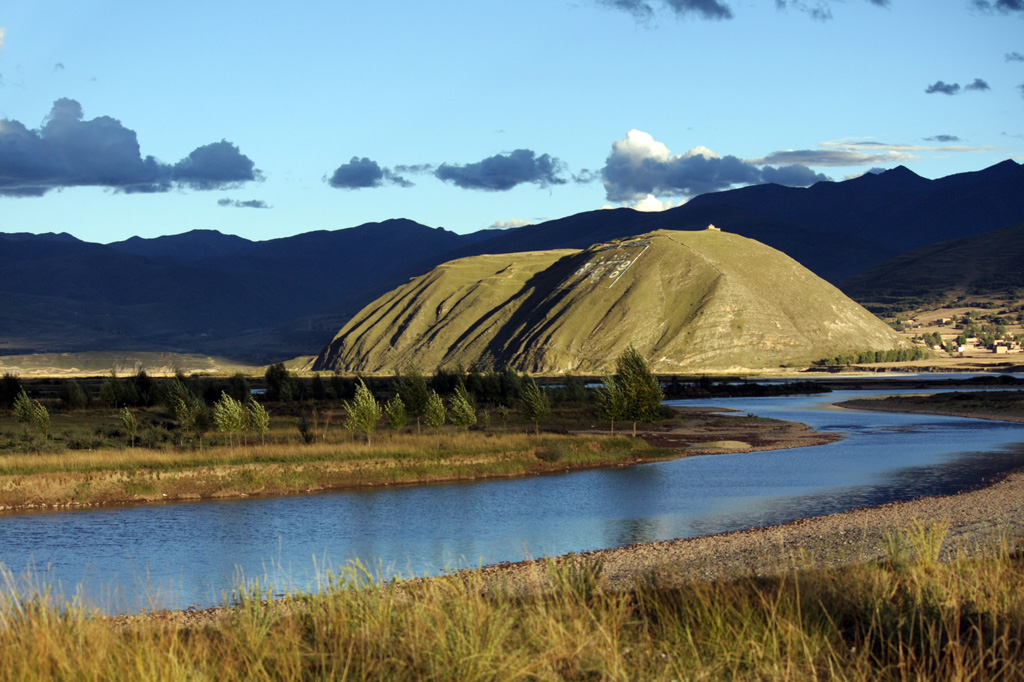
[1,0,1022,244]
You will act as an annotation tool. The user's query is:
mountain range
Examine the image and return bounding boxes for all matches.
[1,160,1021,363]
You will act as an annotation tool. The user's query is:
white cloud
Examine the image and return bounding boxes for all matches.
[611,129,673,163]
[630,194,685,212]
[0,27,6,50]
[489,218,534,229]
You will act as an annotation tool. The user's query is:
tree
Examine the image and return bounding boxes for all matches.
[0,373,23,410]
[424,390,446,430]
[214,391,246,447]
[264,362,294,402]
[448,382,477,431]
[14,390,48,438]
[58,380,90,410]
[383,395,407,431]
[246,399,270,445]
[613,345,664,437]
[120,407,139,448]
[596,374,625,435]
[169,377,209,448]
[518,375,550,436]
[32,401,50,439]
[99,371,125,408]
[343,379,382,445]
[13,389,34,431]
[397,365,430,434]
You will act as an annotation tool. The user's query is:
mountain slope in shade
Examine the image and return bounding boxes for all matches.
[314,229,904,374]
[841,221,1024,305]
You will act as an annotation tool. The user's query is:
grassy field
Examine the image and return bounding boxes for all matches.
[0,428,663,511]
[1,522,1021,681]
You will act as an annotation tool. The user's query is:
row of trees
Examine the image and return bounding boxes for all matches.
[339,346,665,443]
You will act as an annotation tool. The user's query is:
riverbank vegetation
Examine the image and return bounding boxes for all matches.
[841,390,1024,423]
[0,352,838,511]
[1,523,1022,680]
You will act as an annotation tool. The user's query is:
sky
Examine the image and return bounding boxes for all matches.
[1,0,1022,244]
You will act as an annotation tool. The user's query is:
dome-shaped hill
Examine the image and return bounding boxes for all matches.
[313,229,905,373]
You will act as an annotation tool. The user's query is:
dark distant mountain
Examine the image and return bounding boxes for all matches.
[2,160,1022,363]
[0,220,479,362]
[841,221,1024,307]
[109,229,253,262]
[684,160,1024,258]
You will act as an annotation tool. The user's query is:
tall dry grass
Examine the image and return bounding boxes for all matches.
[1,523,1023,681]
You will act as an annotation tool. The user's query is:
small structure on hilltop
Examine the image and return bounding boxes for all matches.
[706,224,721,231]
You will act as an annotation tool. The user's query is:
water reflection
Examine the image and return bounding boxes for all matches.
[1,387,1023,613]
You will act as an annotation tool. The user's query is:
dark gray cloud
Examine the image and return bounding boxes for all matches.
[759,164,831,186]
[326,156,412,189]
[925,80,961,95]
[173,140,262,190]
[925,134,962,143]
[925,79,991,95]
[434,149,567,191]
[599,132,829,202]
[595,0,732,20]
[775,0,833,21]
[0,99,261,197]
[972,0,1024,13]
[218,198,270,209]
[1007,52,1024,62]
[755,148,909,166]
[1019,83,1024,98]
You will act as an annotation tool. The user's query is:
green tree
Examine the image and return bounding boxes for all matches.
[99,371,125,408]
[518,375,550,436]
[13,389,34,432]
[58,380,90,410]
[448,382,477,431]
[397,365,430,434]
[32,400,50,439]
[596,374,625,435]
[613,345,664,437]
[170,378,209,448]
[343,379,382,445]
[424,390,446,430]
[246,399,270,445]
[214,391,246,447]
[120,407,139,448]
[264,362,294,402]
[383,395,407,431]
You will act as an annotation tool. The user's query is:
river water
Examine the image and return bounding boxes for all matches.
[1,387,1023,614]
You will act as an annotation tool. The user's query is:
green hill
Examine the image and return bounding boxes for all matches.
[313,229,906,374]
[841,221,1024,308]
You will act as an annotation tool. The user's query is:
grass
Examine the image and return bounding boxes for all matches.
[1,522,1022,680]
[0,430,661,510]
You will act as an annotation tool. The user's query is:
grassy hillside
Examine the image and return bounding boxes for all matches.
[315,229,905,373]
[842,221,1024,309]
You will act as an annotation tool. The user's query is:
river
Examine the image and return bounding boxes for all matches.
[1,386,1023,614]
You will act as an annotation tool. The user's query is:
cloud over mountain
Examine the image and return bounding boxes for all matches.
[434,149,567,191]
[0,99,260,197]
[600,130,829,203]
